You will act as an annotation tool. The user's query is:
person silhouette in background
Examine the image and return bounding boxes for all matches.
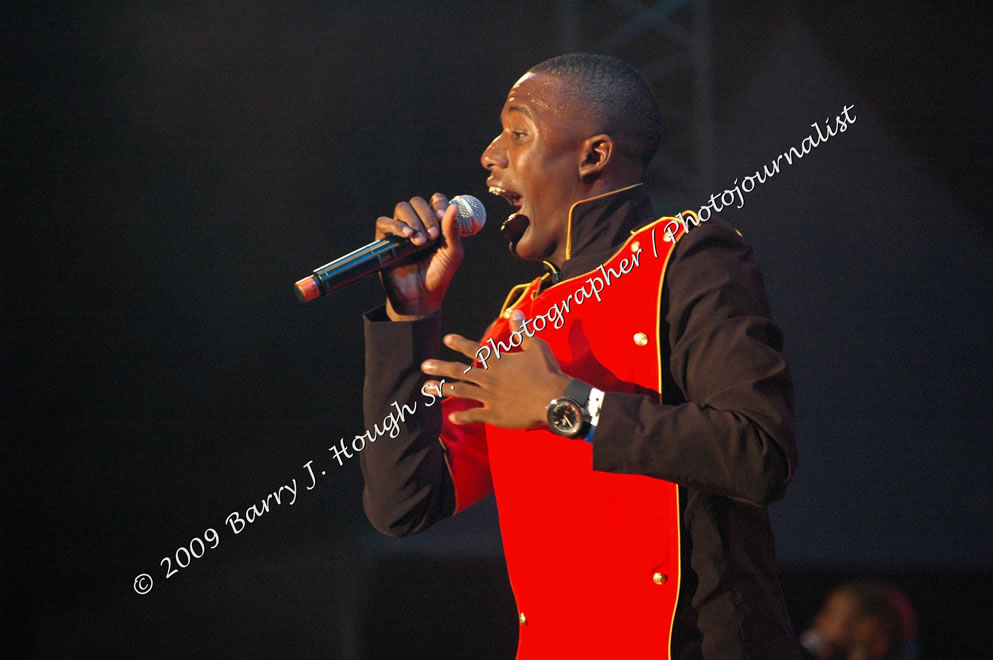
[801,580,920,660]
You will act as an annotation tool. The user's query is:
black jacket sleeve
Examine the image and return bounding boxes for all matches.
[592,220,797,505]
[360,307,456,536]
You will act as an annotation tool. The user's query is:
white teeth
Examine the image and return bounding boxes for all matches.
[489,186,521,206]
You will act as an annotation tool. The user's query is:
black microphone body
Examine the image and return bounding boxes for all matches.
[301,234,425,300]
[294,194,485,302]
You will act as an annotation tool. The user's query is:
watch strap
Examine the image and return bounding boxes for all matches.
[563,379,592,408]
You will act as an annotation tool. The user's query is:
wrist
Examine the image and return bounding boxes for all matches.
[386,298,440,322]
[536,373,573,426]
[545,378,603,438]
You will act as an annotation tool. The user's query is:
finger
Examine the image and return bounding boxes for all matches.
[409,196,440,241]
[423,379,449,397]
[429,192,450,220]
[508,309,535,348]
[375,215,417,242]
[422,357,482,384]
[394,200,430,246]
[437,202,463,254]
[442,333,485,361]
[432,379,486,405]
[449,405,490,426]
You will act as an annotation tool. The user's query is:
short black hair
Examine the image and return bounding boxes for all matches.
[529,53,662,171]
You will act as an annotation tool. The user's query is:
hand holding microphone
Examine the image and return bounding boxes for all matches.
[294,193,485,320]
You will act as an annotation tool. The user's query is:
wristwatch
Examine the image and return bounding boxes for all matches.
[545,379,594,438]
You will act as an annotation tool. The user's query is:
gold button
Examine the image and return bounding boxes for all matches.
[633,332,649,346]
[652,571,668,585]
[519,612,527,625]
[631,241,640,252]
[503,309,513,318]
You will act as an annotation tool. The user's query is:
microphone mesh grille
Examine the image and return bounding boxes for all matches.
[451,195,487,237]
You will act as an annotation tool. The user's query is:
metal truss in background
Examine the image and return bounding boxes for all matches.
[558,0,715,212]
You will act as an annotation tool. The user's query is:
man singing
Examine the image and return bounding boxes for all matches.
[361,54,801,659]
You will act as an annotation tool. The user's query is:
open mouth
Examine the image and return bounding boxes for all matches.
[488,185,523,214]
[490,184,530,247]
[487,181,529,249]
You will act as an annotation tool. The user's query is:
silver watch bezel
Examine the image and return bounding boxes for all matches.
[546,397,587,437]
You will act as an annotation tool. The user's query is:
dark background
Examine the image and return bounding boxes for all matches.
[3,1,991,657]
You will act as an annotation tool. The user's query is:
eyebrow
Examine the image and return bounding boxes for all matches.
[507,104,534,120]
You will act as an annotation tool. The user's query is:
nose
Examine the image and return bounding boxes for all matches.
[480,133,507,171]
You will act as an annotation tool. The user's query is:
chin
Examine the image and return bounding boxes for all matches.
[502,213,555,262]
[509,231,546,261]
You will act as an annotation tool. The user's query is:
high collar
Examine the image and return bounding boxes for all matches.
[544,183,656,283]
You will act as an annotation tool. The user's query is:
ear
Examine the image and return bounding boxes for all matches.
[578,134,614,180]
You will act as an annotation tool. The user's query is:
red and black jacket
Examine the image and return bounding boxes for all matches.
[361,184,801,659]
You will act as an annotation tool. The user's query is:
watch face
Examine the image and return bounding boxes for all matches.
[548,399,583,436]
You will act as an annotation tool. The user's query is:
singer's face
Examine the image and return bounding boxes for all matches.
[481,72,590,263]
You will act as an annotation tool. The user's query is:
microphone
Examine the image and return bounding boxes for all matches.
[294,194,486,302]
